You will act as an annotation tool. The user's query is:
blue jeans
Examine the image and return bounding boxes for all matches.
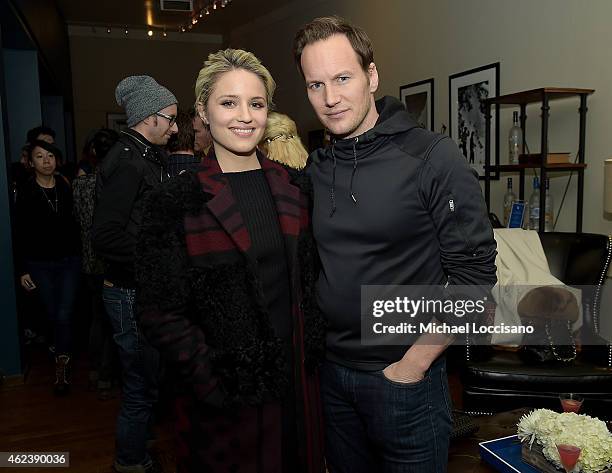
[26,256,81,354]
[103,286,159,467]
[320,357,452,473]
[87,275,115,385]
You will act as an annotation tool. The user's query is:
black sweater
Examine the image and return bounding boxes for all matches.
[226,169,292,343]
[308,96,497,370]
[226,169,297,470]
[14,176,80,274]
[92,129,169,287]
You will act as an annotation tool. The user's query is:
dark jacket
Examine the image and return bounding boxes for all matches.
[135,153,325,472]
[92,129,169,287]
[307,95,497,370]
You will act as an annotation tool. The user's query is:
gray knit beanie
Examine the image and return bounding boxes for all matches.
[115,75,177,127]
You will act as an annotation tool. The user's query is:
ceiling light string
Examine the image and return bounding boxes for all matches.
[101,24,170,39]
[178,0,232,33]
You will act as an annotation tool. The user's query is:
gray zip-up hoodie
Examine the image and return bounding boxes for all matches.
[307,96,497,370]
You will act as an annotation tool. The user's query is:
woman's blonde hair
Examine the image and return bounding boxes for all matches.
[194,48,276,113]
[259,112,308,170]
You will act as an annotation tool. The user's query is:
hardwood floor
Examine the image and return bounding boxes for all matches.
[0,349,175,473]
[0,347,465,473]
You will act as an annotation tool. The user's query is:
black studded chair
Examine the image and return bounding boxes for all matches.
[461,232,612,418]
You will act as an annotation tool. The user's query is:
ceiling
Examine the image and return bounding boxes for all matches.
[56,0,294,35]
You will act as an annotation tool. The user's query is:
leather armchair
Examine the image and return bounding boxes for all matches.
[461,232,612,418]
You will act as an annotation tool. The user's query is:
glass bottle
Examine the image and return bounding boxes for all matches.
[528,177,540,230]
[508,111,523,165]
[503,178,516,226]
[544,178,554,232]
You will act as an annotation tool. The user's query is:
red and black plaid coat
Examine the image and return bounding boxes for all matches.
[136,153,326,473]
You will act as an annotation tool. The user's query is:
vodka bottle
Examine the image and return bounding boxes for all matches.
[503,178,516,226]
[544,178,554,232]
[508,111,523,164]
[528,177,540,230]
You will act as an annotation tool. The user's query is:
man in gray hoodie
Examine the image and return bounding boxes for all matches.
[293,16,497,473]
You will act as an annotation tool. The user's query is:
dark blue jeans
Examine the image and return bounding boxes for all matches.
[103,286,159,468]
[320,357,452,473]
[87,275,115,386]
[26,256,81,354]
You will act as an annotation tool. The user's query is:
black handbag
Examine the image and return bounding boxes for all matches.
[518,319,577,364]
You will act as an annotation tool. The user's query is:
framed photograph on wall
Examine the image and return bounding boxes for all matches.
[399,78,434,131]
[449,62,500,179]
[106,113,128,133]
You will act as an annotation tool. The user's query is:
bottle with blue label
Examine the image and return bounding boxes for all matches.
[528,177,540,230]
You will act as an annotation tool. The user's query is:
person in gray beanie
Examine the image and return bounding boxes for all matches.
[116,75,178,128]
[92,75,177,473]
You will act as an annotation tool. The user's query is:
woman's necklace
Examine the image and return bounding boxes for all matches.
[39,181,58,213]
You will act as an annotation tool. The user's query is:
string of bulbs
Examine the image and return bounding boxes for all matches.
[103,0,232,38]
[104,26,169,37]
[179,0,232,33]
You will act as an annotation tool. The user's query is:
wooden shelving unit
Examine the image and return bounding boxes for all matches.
[483,88,594,232]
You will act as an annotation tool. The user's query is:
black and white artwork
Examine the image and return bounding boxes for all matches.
[449,63,499,179]
[400,78,434,131]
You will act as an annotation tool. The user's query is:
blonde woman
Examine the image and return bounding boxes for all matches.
[136,49,325,473]
[260,111,309,170]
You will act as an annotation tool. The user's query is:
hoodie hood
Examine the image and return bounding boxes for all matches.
[312,95,420,163]
[310,95,420,216]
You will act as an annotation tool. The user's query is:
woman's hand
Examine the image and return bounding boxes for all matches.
[20,274,36,291]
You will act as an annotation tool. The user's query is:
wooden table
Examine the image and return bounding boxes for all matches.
[448,409,529,472]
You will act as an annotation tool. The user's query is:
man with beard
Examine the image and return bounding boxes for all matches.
[294,17,497,473]
[92,75,177,473]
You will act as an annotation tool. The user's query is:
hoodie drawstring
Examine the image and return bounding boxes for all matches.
[330,146,337,217]
[349,137,358,203]
[329,137,359,217]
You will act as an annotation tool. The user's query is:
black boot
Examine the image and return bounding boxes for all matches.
[54,354,71,396]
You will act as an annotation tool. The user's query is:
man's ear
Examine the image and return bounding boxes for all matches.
[196,102,209,125]
[367,62,379,94]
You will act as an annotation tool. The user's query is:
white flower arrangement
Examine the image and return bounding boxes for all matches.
[517,409,612,472]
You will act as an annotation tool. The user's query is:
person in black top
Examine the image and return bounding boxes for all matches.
[73,129,119,399]
[15,140,80,396]
[26,125,55,145]
[293,17,496,473]
[92,75,177,473]
[166,110,200,177]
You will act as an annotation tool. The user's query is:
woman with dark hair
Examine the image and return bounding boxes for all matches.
[15,139,81,395]
[136,48,326,473]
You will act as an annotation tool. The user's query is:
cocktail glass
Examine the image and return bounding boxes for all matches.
[560,393,583,413]
[557,444,581,472]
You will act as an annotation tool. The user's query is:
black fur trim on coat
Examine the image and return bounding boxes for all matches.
[136,170,325,406]
[290,166,327,371]
[298,231,327,372]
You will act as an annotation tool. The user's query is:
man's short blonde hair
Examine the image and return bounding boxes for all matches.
[194,48,276,111]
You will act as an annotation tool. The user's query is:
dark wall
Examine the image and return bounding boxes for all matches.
[0,20,22,378]
[6,0,73,104]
